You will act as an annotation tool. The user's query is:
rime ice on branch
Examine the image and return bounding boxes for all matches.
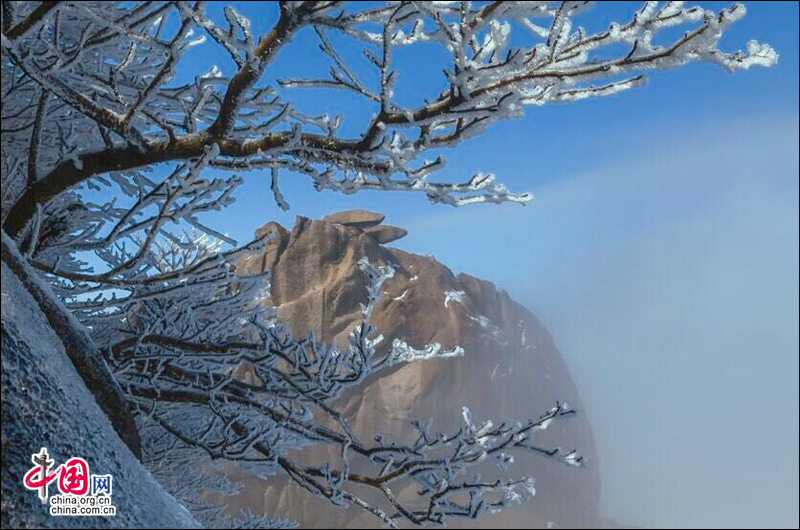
[1,1,776,233]
[0,1,775,527]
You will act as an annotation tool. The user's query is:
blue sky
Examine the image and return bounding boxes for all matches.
[167,1,799,246]
[87,2,800,527]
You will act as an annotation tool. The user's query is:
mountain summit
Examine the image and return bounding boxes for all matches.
[230,211,601,528]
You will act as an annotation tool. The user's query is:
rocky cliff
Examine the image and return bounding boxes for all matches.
[226,210,601,528]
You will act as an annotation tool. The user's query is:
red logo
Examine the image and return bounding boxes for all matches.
[23,448,90,502]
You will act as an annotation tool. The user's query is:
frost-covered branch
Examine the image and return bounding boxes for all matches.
[0,1,776,526]
[2,2,776,235]
[107,255,582,526]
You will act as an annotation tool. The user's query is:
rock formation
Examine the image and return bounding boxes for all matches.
[227,211,601,528]
[1,260,198,529]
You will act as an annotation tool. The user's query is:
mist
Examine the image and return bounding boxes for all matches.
[396,111,800,528]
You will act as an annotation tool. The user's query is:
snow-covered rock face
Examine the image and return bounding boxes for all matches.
[1,261,198,529]
[227,212,601,528]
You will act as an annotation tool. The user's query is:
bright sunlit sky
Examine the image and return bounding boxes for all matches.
[90,2,800,528]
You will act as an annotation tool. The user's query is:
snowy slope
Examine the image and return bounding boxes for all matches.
[1,261,198,529]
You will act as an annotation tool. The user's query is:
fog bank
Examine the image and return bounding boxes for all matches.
[397,112,799,528]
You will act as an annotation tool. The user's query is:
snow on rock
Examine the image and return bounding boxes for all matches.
[388,338,464,365]
[1,261,198,529]
[392,288,410,302]
[467,314,509,346]
[444,289,466,308]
